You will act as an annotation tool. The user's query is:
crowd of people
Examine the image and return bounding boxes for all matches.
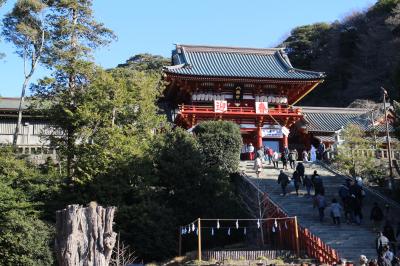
[242,142,328,165]
[249,143,400,265]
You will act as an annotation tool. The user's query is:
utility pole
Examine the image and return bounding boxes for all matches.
[381,87,394,190]
[197,218,202,262]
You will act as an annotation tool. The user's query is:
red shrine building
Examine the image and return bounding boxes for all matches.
[163,44,325,151]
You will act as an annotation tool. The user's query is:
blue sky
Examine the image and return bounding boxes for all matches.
[0,0,375,96]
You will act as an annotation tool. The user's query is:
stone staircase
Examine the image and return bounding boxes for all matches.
[239,160,398,263]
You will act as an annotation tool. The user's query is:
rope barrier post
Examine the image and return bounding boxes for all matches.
[197,218,202,262]
[294,216,300,256]
[178,226,182,257]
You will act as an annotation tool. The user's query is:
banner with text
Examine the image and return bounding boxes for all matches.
[214,100,228,113]
[262,128,283,138]
[255,102,268,114]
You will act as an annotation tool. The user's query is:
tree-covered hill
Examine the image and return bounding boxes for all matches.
[117,53,170,72]
[281,0,400,106]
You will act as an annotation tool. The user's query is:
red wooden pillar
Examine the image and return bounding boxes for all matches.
[283,135,288,148]
[256,126,263,149]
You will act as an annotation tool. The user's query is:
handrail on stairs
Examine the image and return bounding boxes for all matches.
[319,162,400,212]
[239,170,341,265]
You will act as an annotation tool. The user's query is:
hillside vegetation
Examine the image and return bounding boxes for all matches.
[281,0,400,106]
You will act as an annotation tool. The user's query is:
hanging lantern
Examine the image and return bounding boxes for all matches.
[211,227,214,236]
[274,219,278,228]
[236,219,239,229]
[227,228,231,236]
[217,219,220,229]
[192,223,196,232]
[267,96,272,103]
[257,219,260,229]
[243,227,247,235]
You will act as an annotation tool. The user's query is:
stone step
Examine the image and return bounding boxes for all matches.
[239,160,388,264]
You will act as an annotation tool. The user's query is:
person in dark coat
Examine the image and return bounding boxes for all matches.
[292,170,302,196]
[349,180,362,199]
[349,194,362,225]
[281,152,288,170]
[303,175,313,196]
[338,184,351,222]
[296,162,305,178]
[311,170,324,196]
[343,196,352,224]
[338,184,350,203]
[348,180,364,221]
[370,202,384,232]
[314,193,327,222]
[277,170,290,196]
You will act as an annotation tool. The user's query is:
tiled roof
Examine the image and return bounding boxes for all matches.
[300,106,394,133]
[0,97,29,111]
[314,135,336,143]
[164,44,325,80]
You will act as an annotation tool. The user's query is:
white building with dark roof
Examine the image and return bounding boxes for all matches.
[0,97,56,158]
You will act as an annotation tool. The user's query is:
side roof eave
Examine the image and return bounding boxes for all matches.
[163,71,324,83]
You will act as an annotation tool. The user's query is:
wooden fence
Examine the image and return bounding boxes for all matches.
[201,250,291,261]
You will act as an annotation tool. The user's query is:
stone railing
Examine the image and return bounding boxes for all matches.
[335,148,400,160]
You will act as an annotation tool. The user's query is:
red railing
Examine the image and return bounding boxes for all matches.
[179,104,302,117]
[299,227,340,265]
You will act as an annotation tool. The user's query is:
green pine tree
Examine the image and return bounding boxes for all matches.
[32,0,116,183]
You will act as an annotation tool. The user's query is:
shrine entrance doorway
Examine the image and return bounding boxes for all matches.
[262,140,280,153]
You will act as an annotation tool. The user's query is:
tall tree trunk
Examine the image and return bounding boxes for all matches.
[13,78,29,147]
[66,128,74,183]
[55,203,117,266]
[66,6,78,182]
[13,31,45,148]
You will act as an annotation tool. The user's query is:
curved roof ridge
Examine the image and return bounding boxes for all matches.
[291,67,326,77]
[176,44,282,55]
[275,51,325,77]
[299,106,369,113]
